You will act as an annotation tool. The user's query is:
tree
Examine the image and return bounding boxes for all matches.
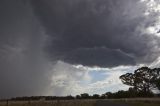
[152,68,160,90]
[155,79,160,90]
[120,67,160,94]
[76,95,81,99]
[92,94,100,99]
[105,92,113,99]
[80,93,90,99]
[127,87,138,97]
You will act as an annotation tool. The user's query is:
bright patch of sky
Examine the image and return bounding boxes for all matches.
[48,61,141,96]
[89,71,107,83]
[140,0,160,37]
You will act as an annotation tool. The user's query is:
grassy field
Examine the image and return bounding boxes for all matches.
[111,98,160,106]
[128,102,160,106]
[0,100,96,106]
[0,99,160,106]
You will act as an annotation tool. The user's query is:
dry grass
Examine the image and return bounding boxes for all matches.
[1,98,160,106]
[127,101,160,106]
[0,100,96,106]
[107,98,160,106]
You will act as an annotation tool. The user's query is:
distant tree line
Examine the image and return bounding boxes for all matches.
[10,94,103,101]
[6,67,160,101]
[9,90,159,101]
[10,95,75,101]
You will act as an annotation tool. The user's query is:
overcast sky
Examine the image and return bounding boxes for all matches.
[0,0,160,98]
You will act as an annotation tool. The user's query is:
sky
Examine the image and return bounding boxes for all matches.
[0,0,160,98]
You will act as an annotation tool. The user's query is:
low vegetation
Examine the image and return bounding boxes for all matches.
[0,100,96,106]
[128,102,160,106]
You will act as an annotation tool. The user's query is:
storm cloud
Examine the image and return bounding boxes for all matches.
[0,0,160,98]
[31,0,160,67]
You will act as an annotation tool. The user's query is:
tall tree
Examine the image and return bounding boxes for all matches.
[120,67,160,93]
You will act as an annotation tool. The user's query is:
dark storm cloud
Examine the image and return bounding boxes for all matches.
[62,47,135,67]
[31,0,160,67]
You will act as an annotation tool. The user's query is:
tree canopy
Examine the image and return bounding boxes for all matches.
[120,67,160,93]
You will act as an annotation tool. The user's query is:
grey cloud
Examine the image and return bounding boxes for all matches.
[62,47,135,67]
[31,0,160,67]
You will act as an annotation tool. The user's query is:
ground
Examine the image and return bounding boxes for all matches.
[0,99,160,106]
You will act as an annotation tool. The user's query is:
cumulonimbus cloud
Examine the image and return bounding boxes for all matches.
[31,0,160,67]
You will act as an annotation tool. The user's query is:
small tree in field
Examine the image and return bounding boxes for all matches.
[120,67,160,94]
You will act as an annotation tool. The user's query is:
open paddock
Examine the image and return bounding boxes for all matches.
[0,98,160,106]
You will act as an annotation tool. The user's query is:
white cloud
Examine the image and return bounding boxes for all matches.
[86,70,130,94]
[149,56,160,68]
[140,0,160,37]
[48,61,92,96]
[48,62,140,96]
